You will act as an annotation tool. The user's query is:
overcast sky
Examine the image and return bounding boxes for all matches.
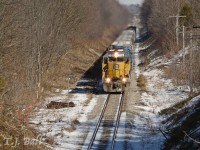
[118,0,144,5]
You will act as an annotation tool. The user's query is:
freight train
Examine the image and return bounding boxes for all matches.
[102,29,135,92]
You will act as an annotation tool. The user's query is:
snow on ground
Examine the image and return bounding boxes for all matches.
[29,79,107,150]
[134,40,140,78]
[115,112,126,150]
[83,95,110,149]
[129,41,189,149]
[169,94,200,128]
[130,111,164,150]
[134,27,142,78]
[142,68,188,111]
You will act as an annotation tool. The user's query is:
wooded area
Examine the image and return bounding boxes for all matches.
[141,0,200,93]
[0,1,129,148]
[0,0,129,104]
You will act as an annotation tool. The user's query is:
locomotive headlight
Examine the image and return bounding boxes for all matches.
[122,78,127,82]
[114,52,119,58]
[105,78,111,83]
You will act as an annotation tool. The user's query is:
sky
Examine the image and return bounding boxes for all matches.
[118,0,144,5]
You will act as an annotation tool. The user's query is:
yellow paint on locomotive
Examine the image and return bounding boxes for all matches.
[102,60,131,79]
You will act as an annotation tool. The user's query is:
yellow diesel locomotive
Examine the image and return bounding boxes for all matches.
[102,46,133,92]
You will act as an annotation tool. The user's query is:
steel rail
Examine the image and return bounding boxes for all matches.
[87,94,110,150]
[111,93,124,150]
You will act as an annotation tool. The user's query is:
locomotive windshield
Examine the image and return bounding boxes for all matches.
[108,51,125,62]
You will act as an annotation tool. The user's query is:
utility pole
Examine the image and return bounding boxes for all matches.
[169,15,186,46]
[170,23,200,92]
[181,26,200,92]
[188,26,200,92]
[180,26,186,86]
[183,26,185,62]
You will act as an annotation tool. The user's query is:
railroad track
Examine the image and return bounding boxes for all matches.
[87,93,125,150]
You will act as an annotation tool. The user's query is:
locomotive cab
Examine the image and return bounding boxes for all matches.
[102,48,132,92]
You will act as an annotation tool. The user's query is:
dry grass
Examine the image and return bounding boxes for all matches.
[65,118,80,133]
[163,100,200,149]
[66,126,76,133]
[0,77,5,94]
[72,118,80,125]
[84,94,93,106]
[160,92,199,116]
[0,1,130,149]
[137,74,147,91]
[0,116,51,150]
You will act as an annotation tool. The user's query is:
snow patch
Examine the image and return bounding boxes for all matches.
[29,79,106,150]
[130,47,189,149]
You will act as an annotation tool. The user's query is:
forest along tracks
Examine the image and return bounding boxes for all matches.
[87,93,125,150]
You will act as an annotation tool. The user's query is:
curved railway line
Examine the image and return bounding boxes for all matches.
[87,93,125,150]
